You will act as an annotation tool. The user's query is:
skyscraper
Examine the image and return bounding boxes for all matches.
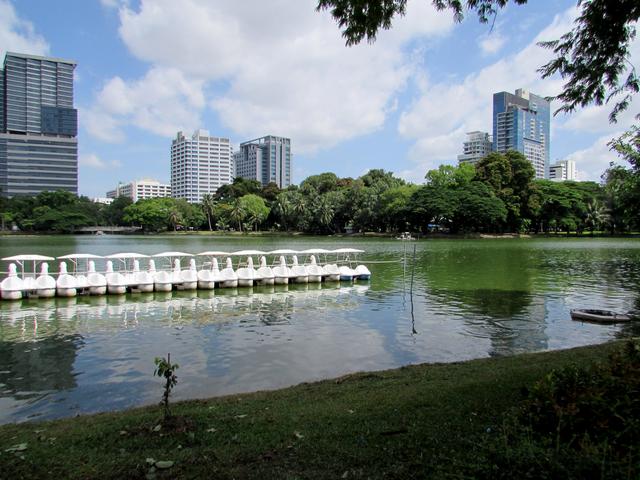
[549,159,577,181]
[0,52,78,196]
[457,131,492,166]
[170,129,233,203]
[235,135,291,188]
[493,88,550,179]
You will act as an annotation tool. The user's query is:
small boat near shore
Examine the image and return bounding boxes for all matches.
[570,309,632,324]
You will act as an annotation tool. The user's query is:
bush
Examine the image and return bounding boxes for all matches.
[476,340,640,479]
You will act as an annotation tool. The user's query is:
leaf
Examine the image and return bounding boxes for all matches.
[155,460,174,469]
[5,443,27,453]
[234,414,248,419]
[152,424,162,432]
[206,427,217,433]
[294,431,304,439]
[146,458,156,465]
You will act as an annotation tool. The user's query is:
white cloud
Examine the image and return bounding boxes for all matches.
[86,0,454,151]
[566,133,624,181]
[82,67,205,142]
[397,7,577,181]
[80,153,122,170]
[0,0,49,59]
[479,32,506,55]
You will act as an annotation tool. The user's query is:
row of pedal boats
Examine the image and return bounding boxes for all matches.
[0,248,371,300]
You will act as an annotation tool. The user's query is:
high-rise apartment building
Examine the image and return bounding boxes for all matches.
[170,130,233,203]
[235,135,291,188]
[0,52,78,196]
[106,179,172,202]
[549,159,577,182]
[457,131,492,166]
[493,88,550,179]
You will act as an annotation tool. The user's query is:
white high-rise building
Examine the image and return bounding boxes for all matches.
[549,159,577,182]
[106,179,171,202]
[171,130,233,203]
[235,135,291,188]
[457,131,492,166]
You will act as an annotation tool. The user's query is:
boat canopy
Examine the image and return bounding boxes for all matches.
[268,249,298,255]
[57,253,104,259]
[152,251,194,257]
[229,250,266,256]
[2,254,55,261]
[299,248,331,254]
[196,251,230,256]
[331,248,364,253]
[105,252,149,259]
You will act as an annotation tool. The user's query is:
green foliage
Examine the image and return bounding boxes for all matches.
[123,197,204,232]
[238,194,270,231]
[154,354,179,421]
[477,340,640,479]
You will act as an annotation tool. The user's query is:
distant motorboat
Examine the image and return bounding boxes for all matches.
[396,232,416,240]
[570,309,632,324]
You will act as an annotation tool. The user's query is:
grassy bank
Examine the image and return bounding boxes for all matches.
[0,341,631,479]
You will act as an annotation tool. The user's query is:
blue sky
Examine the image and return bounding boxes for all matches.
[1,0,638,197]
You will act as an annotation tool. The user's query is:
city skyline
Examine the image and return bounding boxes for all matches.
[1,0,637,198]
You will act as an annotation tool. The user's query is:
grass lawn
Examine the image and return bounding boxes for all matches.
[0,341,626,479]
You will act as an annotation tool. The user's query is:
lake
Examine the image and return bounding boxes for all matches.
[0,235,639,423]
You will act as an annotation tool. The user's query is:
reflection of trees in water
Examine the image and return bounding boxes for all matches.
[0,334,81,400]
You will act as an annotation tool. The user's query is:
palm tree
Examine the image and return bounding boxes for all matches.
[168,208,183,232]
[201,194,216,231]
[274,195,292,231]
[584,200,609,235]
[229,199,246,232]
[317,196,335,233]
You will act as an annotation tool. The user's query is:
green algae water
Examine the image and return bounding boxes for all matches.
[0,235,638,423]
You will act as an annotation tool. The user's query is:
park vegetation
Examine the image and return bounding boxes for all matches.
[0,340,636,479]
[2,137,640,235]
[0,146,639,235]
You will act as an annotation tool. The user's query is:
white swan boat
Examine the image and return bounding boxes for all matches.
[106,253,151,293]
[232,250,265,287]
[196,251,227,289]
[179,258,198,290]
[56,261,78,297]
[290,255,309,284]
[149,259,172,292]
[105,261,127,295]
[87,260,107,295]
[256,256,275,286]
[272,255,292,285]
[220,258,239,288]
[0,263,23,300]
[35,262,56,298]
[57,253,104,292]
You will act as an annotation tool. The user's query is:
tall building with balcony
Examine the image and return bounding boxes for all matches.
[235,135,291,188]
[493,88,550,179]
[106,179,171,202]
[549,159,577,182]
[170,130,233,203]
[0,52,78,196]
[457,131,492,166]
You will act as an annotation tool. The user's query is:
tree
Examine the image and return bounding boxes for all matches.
[238,194,270,231]
[228,199,247,232]
[317,0,639,121]
[201,194,216,231]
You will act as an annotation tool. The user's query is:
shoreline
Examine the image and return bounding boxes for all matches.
[0,341,625,478]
